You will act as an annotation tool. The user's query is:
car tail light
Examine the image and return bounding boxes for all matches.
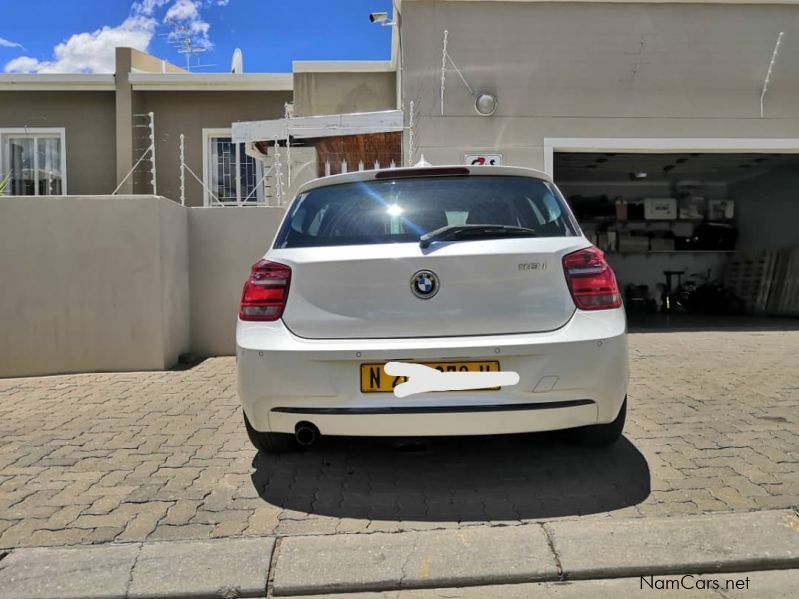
[239,260,292,321]
[562,247,622,310]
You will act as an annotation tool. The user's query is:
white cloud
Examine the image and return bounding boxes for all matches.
[132,0,171,17]
[4,56,40,72]
[4,16,156,74]
[166,0,199,21]
[190,21,210,35]
[0,37,23,49]
[164,0,212,52]
[3,0,226,74]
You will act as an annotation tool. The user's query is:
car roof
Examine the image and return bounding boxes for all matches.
[293,164,553,195]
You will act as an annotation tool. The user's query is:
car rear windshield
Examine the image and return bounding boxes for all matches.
[274,175,578,248]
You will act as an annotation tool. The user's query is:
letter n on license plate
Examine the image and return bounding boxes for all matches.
[360,361,500,393]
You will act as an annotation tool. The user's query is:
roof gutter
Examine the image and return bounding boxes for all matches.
[128,73,293,91]
[292,60,395,73]
[0,74,115,91]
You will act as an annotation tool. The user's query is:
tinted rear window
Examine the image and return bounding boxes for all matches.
[274,175,578,248]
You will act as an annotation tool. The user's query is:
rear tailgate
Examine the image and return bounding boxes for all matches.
[276,237,588,339]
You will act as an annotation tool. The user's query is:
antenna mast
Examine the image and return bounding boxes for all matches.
[163,20,212,72]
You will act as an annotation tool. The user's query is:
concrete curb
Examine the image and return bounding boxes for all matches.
[0,537,275,599]
[271,509,799,596]
[0,510,796,599]
[0,544,139,599]
[548,508,799,581]
[272,523,559,596]
[286,569,799,599]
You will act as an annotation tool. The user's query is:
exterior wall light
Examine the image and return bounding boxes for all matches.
[474,93,497,116]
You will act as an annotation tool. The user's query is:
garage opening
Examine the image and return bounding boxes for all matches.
[554,152,799,329]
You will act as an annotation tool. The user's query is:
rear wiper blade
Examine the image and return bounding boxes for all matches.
[419,224,537,249]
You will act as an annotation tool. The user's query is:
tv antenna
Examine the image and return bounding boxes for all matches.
[162,20,215,71]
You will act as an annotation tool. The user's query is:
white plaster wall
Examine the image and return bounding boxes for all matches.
[0,196,190,377]
[0,197,289,377]
[401,1,799,168]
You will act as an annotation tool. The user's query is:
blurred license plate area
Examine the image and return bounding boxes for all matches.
[360,360,500,393]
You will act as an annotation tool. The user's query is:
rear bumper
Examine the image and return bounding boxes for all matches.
[236,308,628,437]
[268,400,598,437]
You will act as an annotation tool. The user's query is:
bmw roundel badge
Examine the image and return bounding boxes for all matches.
[411,270,439,299]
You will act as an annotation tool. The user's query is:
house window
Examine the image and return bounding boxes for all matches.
[0,129,66,196]
[204,131,263,205]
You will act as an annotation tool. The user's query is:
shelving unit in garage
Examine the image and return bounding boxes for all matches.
[552,150,799,321]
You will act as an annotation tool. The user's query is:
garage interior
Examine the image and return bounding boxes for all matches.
[554,152,799,328]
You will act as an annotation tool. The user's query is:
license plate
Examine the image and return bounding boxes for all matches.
[360,360,501,393]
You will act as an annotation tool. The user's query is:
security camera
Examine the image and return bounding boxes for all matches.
[369,12,389,24]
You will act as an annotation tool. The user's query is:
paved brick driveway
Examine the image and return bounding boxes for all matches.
[1,331,797,549]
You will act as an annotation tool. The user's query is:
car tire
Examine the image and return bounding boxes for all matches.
[243,411,298,454]
[568,397,626,446]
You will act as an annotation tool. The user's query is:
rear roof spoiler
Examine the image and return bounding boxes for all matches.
[374,167,469,179]
[292,165,554,197]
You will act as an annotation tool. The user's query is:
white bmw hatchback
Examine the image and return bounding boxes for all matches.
[237,165,628,453]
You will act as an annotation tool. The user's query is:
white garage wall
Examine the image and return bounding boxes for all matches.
[402,1,799,170]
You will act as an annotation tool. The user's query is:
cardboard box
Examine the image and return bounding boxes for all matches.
[618,235,651,252]
[644,198,677,220]
[708,199,735,220]
[678,196,705,220]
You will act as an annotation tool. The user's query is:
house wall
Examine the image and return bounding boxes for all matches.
[134,90,293,206]
[0,91,117,195]
[401,1,799,168]
[293,71,396,117]
[129,48,187,75]
[0,48,290,202]
[114,48,188,194]
[0,196,190,378]
[115,48,136,195]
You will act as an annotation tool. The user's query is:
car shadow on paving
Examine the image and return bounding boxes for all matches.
[251,433,650,522]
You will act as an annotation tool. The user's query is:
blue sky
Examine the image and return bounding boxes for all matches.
[0,0,394,73]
